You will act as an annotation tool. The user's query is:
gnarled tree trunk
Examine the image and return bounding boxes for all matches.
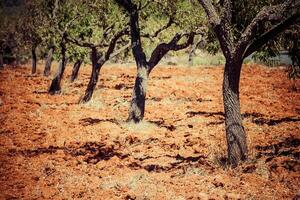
[31,46,37,74]
[44,46,54,76]
[80,48,103,103]
[128,66,149,122]
[70,59,83,82]
[223,59,248,167]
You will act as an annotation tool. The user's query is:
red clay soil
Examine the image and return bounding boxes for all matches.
[0,63,299,199]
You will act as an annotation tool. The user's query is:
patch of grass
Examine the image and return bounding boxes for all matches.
[255,160,270,179]
[121,121,160,134]
[80,90,106,110]
[157,51,225,66]
[112,98,130,109]
[192,52,225,66]
[61,82,80,95]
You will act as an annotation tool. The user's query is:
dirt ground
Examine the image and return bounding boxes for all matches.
[0,63,299,200]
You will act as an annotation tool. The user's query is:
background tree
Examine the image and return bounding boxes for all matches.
[40,0,61,77]
[46,0,83,94]
[0,0,25,67]
[197,0,300,167]
[69,46,87,83]
[115,0,205,123]
[17,0,45,74]
[64,0,130,102]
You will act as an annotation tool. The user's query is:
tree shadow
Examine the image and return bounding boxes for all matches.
[186,111,225,118]
[8,142,128,164]
[127,154,212,173]
[148,119,176,131]
[186,110,300,127]
[252,117,300,126]
[255,137,300,161]
[253,137,300,172]
[79,118,120,126]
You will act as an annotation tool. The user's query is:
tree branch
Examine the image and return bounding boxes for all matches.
[115,0,148,68]
[105,27,130,60]
[141,16,174,39]
[138,0,151,11]
[108,42,131,60]
[114,0,133,12]
[197,0,220,27]
[237,0,295,55]
[243,13,300,59]
[66,35,95,48]
[223,0,232,22]
[198,0,234,58]
[147,32,195,71]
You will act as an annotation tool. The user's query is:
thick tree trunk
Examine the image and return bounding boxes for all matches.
[80,48,103,103]
[44,47,54,76]
[223,59,248,167]
[48,59,67,94]
[31,46,37,74]
[128,66,149,123]
[70,59,83,82]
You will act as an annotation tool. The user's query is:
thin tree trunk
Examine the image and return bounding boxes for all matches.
[70,59,83,82]
[48,59,67,94]
[31,46,37,74]
[223,59,248,167]
[44,47,54,76]
[128,66,149,123]
[15,53,20,67]
[0,51,3,69]
[80,48,103,103]
[188,46,196,66]
[188,38,205,66]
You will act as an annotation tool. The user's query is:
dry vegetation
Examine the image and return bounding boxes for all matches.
[0,63,299,199]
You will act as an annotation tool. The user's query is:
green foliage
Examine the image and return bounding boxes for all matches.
[122,0,207,58]
[1,0,209,64]
[0,0,25,57]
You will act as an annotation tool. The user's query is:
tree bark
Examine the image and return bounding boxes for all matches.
[128,66,149,122]
[48,59,67,94]
[70,59,83,82]
[31,46,37,74]
[49,35,67,95]
[44,46,54,76]
[124,2,149,123]
[80,48,103,103]
[223,59,248,167]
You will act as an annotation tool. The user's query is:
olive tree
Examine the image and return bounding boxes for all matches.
[115,0,204,122]
[197,0,300,166]
[65,0,130,102]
